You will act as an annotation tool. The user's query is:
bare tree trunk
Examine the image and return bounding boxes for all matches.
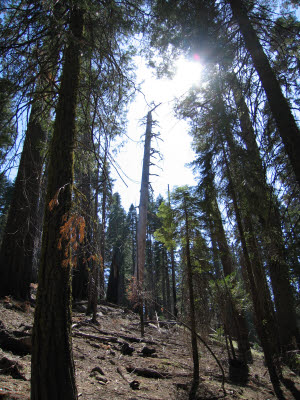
[146,226,155,319]
[136,110,153,336]
[136,111,152,283]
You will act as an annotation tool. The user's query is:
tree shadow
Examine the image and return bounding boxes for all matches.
[228,359,249,385]
[280,377,300,400]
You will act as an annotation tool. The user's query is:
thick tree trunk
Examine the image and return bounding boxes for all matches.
[231,75,299,350]
[228,0,300,185]
[31,7,84,400]
[0,105,46,300]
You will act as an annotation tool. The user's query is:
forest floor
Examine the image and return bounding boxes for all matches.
[0,297,299,400]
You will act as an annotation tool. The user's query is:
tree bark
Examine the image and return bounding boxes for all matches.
[72,129,91,301]
[228,0,300,185]
[31,7,84,400]
[0,105,46,300]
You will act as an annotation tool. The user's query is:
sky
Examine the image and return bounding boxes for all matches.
[110,56,203,211]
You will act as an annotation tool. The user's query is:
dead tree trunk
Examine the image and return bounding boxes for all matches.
[135,110,153,336]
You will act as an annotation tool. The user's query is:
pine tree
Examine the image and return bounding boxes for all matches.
[227,0,300,184]
[155,197,178,317]
[172,185,200,398]
[229,71,299,350]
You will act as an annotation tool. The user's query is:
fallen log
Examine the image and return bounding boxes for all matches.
[0,321,31,356]
[73,330,120,343]
[73,322,157,345]
[126,366,172,379]
[0,357,27,380]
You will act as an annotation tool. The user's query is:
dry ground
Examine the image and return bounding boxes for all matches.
[0,298,299,400]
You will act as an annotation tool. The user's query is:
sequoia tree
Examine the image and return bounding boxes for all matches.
[0,1,63,300]
[31,6,84,399]
[0,104,48,300]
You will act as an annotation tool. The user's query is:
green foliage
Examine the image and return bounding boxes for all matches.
[210,271,251,315]
[0,79,17,168]
[209,326,225,344]
[149,0,221,63]
[107,192,128,249]
[154,200,176,249]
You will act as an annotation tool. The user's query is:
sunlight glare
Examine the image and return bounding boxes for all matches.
[173,55,203,93]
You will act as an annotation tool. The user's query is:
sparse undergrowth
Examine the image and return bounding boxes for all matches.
[0,298,299,400]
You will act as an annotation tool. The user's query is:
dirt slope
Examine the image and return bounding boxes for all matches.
[0,298,299,400]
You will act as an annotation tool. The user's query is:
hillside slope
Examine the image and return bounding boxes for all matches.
[0,298,299,399]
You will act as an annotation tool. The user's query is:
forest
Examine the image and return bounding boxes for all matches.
[0,0,299,399]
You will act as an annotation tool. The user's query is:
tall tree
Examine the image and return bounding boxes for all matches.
[172,186,200,398]
[175,62,285,396]
[106,192,128,305]
[0,2,62,300]
[135,108,157,335]
[227,0,300,184]
[155,196,178,317]
[31,6,84,399]
[198,150,252,363]
[0,104,48,300]
[127,204,137,275]
[229,71,300,350]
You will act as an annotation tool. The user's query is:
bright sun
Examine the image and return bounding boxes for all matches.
[173,55,203,93]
